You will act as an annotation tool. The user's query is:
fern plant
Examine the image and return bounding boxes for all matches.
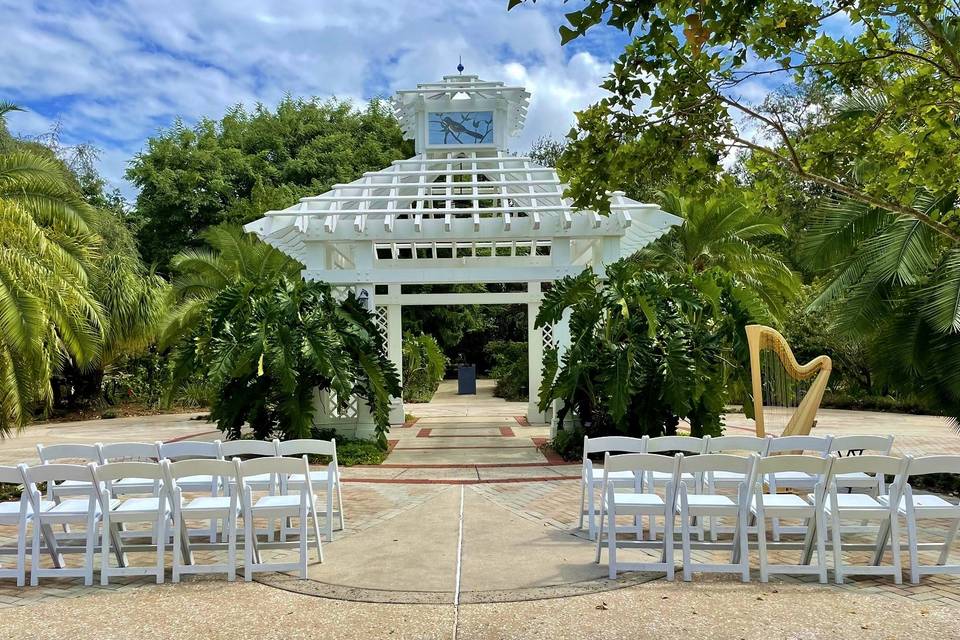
[401,332,447,403]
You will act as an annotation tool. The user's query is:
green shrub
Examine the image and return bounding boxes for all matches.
[487,340,528,401]
[402,332,447,403]
[308,427,388,465]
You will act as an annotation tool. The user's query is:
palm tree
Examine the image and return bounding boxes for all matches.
[159,224,300,349]
[637,188,800,319]
[0,107,104,433]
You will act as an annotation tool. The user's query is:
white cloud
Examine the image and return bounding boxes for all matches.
[0,0,612,200]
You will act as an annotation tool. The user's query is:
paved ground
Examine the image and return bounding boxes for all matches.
[0,391,957,638]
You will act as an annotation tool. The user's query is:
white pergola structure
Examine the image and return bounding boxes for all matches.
[245,74,680,437]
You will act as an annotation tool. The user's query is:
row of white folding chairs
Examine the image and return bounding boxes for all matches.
[580,434,894,540]
[0,456,325,586]
[594,452,960,585]
[35,438,344,541]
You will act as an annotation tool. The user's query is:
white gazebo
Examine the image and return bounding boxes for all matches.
[245,73,680,437]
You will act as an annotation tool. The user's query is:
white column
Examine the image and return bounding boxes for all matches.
[386,284,405,424]
[527,282,546,424]
[549,308,573,437]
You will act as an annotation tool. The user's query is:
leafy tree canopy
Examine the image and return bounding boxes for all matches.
[127,97,413,271]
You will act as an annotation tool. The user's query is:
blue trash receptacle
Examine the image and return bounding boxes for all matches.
[457,364,476,395]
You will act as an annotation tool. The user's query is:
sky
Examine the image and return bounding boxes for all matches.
[0,0,633,201]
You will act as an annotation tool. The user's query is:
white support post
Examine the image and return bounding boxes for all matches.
[549,308,572,437]
[386,285,405,425]
[527,282,545,424]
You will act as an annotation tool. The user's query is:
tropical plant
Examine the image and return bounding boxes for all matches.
[401,332,447,403]
[486,340,528,401]
[170,274,400,445]
[0,106,104,433]
[638,187,799,319]
[537,260,769,439]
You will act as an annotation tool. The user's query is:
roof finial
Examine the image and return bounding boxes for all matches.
[457,56,464,74]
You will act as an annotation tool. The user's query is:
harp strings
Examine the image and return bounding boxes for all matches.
[759,346,812,434]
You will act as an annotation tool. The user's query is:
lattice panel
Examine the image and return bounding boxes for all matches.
[541,323,555,351]
[374,306,389,357]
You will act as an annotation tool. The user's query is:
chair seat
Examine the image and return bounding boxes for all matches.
[114,497,167,514]
[686,494,736,507]
[0,499,54,516]
[182,496,235,513]
[879,493,959,516]
[768,471,817,486]
[589,469,640,482]
[612,493,664,507]
[48,498,118,516]
[287,471,331,485]
[751,494,811,511]
[818,493,885,513]
[252,494,313,512]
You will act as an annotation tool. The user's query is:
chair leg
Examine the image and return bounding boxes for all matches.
[815,508,828,584]
[831,510,844,585]
[172,508,182,583]
[100,510,112,586]
[83,514,97,586]
[681,503,691,582]
[607,511,618,579]
[586,479,596,540]
[299,508,309,579]
[738,507,750,583]
[30,516,41,586]
[325,483,334,542]
[889,512,903,585]
[756,508,769,583]
[310,502,324,563]
[937,517,959,566]
[16,516,27,588]
[664,508,675,582]
[906,513,920,584]
[336,480,345,530]
[155,512,166,584]
[594,498,605,565]
[227,510,237,582]
[244,510,253,582]
[578,479,586,531]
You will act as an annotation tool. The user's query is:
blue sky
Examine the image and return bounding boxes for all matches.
[0,0,633,200]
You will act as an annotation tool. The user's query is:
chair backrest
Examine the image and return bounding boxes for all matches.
[220,439,280,459]
[680,453,757,477]
[164,458,237,480]
[158,440,222,461]
[706,435,771,455]
[903,455,960,477]
[757,454,833,476]
[582,436,645,462]
[21,462,96,485]
[37,443,101,464]
[645,435,706,454]
[0,465,22,486]
[829,454,907,480]
[235,455,309,479]
[99,442,160,462]
[94,461,165,483]
[604,452,680,475]
[829,434,894,456]
[766,435,833,455]
[276,439,336,458]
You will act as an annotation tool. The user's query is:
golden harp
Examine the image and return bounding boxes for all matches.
[746,324,832,437]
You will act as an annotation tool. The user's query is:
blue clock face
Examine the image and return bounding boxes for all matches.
[428,111,494,145]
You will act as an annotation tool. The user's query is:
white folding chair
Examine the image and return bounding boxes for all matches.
[220,439,282,541]
[595,452,681,580]
[158,440,223,542]
[36,443,101,503]
[0,465,52,586]
[751,454,833,583]
[644,436,707,540]
[20,463,117,586]
[277,439,343,541]
[236,456,324,581]
[703,436,771,540]
[677,453,758,582]
[165,459,240,582]
[878,455,960,584]
[94,461,169,585]
[98,442,162,497]
[829,435,895,493]
[765,435,833,540]
[579,435,645,540]
[821,454,909,584]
